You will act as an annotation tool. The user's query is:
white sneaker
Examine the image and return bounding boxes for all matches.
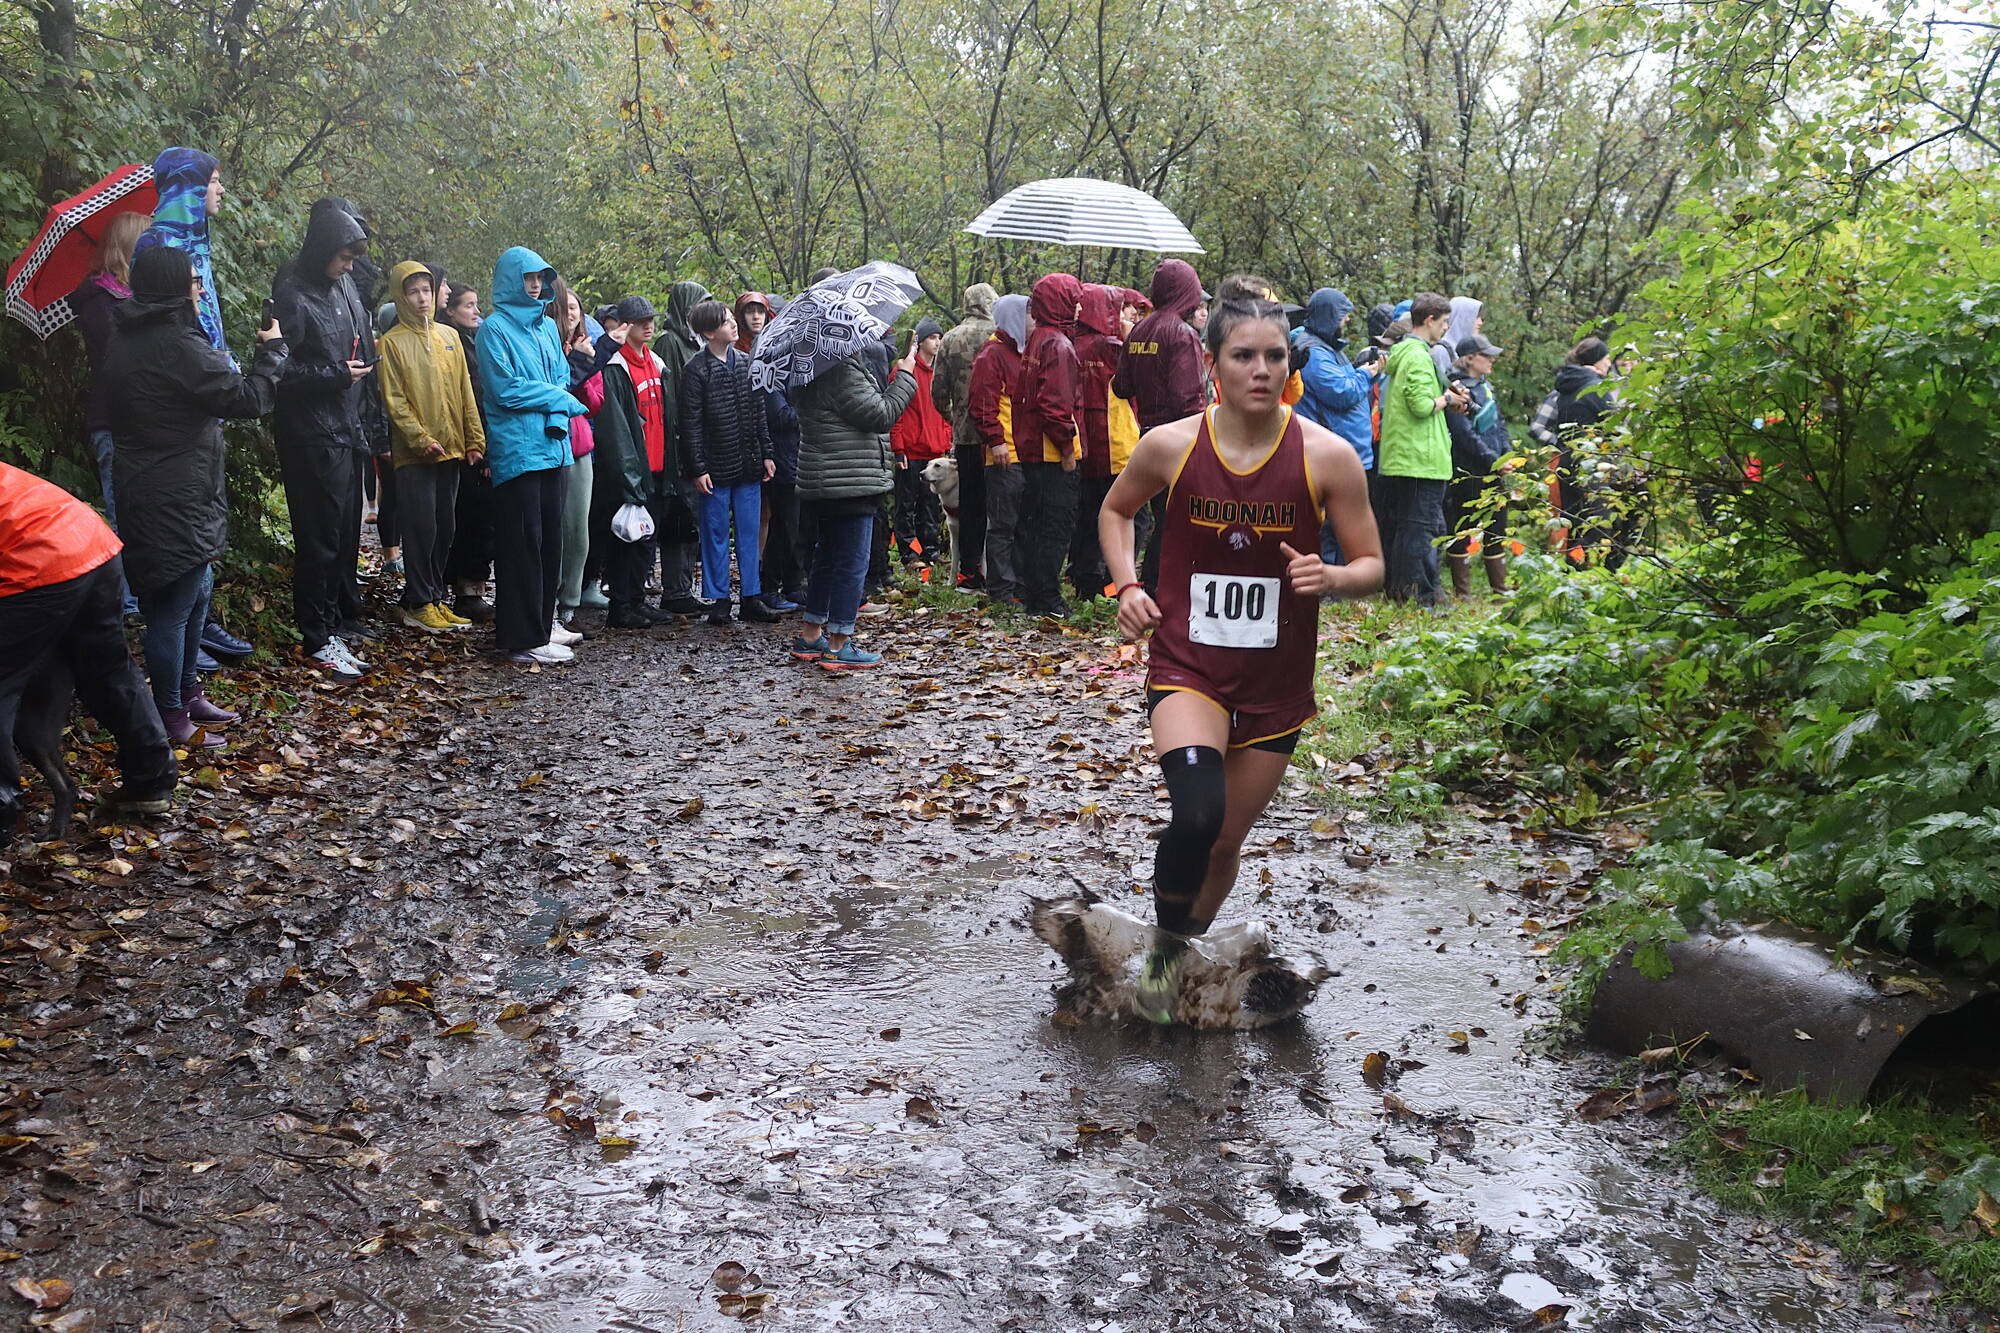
[526,642,573,664]
[311,642,364,680]
[328,636,371,672]
[548,620,583,647]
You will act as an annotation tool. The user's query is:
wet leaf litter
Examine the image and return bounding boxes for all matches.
[0,590,1967,1331]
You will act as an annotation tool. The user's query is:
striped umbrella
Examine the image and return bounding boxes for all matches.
[964,177,1204,253]
[5,164,159,339]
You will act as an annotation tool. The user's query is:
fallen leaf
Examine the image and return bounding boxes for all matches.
[712,1261,748,1292]
[904,1097,941,1125]
[878,1027,901,1041]
[1531,1304,1572,1326]
[1361,1051,1391,1088]
[9,1278,73,1309]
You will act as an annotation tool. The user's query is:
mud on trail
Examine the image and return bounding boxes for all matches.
[0,599,1970,1332]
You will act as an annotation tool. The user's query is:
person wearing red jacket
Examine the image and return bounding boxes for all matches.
[889,317,950,566]
[1113,259,1208,593]
[1013,273,1085,618]
[968,295,1028,605]
[0,463,177,837]
[1070,284,1136,601]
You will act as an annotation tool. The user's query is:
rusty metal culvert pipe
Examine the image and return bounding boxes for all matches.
[1586,921,1999,1102]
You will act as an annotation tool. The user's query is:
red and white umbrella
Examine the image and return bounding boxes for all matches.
[4,164,158,340]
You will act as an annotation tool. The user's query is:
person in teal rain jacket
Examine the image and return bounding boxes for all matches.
[477,246,588,663]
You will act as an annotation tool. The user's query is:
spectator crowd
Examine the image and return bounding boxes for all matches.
[2,145,1626,831]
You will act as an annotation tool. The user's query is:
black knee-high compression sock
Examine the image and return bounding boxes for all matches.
[1154,745,1225,936]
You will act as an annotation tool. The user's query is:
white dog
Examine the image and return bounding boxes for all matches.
[921,455,963,585]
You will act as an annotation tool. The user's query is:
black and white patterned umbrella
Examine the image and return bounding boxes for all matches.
[964,177,1204,253]
[751,262,922,394]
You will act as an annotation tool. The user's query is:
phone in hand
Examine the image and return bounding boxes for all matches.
[261,298,276,327]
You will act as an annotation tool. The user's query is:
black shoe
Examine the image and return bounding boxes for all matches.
[453,595,496,624]
[706,602,734,626]
[606,606,660,629]
[195,646,222,673]
[200,619,253,658]
[1034,602,1072,621]
[741,597,781,624]
[659,595,711,616]
[338,619,381,643]
[100,781,175,817]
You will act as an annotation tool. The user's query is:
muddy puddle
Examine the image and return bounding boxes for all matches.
[416,816,1912,1332]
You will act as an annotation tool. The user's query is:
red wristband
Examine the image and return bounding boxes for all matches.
[1115,581,1145,597]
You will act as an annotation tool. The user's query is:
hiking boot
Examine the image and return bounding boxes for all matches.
[1134,936,1189,1024]
[660,595,713,616]
[817,643,883,671]
[790,634,831,662]
[706,601,735,626]
[740,597,781,624]
[402,603,456,633]
[186,691,239,727]
[607,606,661,630]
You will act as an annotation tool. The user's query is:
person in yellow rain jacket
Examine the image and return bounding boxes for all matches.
[969,294,1028,605]
[377,260,486,631]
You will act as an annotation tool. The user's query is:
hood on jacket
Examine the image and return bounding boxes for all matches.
[121,247,197,329]
[491,246,559,328]
[133,147,225,350]
[663,280,712,346]
[1554,363,1603,396]
[1029,273,1083,337]
[1445,296,1482,353]
[1147,260,1202,321]
[389,260,437,334]
[991,294,1029,350]
[1366,303,1396,342]
[1120,287,1151,313]
[1299,288,1354,353]
[1076,284,1122,338]
[294,205,370,289]
[734,290,772,317]
[961,282,997,321]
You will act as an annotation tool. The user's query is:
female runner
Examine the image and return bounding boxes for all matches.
[1098,296,1383,1020]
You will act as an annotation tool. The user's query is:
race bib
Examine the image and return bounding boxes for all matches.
[1188,572,1280,649]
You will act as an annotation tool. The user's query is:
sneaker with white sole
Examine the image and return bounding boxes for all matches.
[548,621,583,647]
[327,636,370,672]
[526,642,573,664]
[310,642,364,680]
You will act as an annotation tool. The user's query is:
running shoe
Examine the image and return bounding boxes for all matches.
[764,595,802,614]
[328,636,371,672]
[548,620,583,647]
[310,642,364,681]
[817,643,883,671]
[401,604,456,633]
[1134,936,1189,1025]
[526,642,574,664]
[790,634,830,662]
[434,602,474,627]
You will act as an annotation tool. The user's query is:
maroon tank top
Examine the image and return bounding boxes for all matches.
[1148,407,1322,713]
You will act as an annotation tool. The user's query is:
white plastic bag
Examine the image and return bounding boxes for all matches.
[612,503,656,543]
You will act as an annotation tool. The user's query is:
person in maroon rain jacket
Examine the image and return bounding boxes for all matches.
[1012,273,1084,618]
[1113,259,1208,591]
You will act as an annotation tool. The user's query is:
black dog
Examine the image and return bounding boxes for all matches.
[8,659,78,841]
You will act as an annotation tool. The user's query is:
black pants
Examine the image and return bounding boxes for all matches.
[952,433,987,579]
[1377,474,1447,605]
[0,559,175,805]
[446,458,494,591]
[763,480,805,598]
[371,454,401,551]
[492,466,567,651]
[1020,461,1081,613]
[277,443,364,653]
[892,461,942,562]
[1069,474,1114,598]
[866,494,892,594]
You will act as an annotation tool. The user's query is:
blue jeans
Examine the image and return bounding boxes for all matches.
[1377,474,1447,605]
[89,429,140,617]
[697,482,763,601]
[803,509,872,637]
[138,562,214,711]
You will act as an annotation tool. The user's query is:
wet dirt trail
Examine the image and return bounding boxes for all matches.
[0,600,1953,1331]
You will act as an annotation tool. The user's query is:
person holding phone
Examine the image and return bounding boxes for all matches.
[271,201,378,679]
